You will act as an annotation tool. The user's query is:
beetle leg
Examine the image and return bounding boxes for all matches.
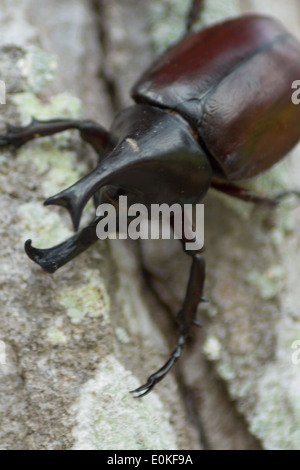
[131,213,205,397]
[185,0,205,34]
[24,215,101,273]
[0,118,112,153]
[212,180,300,206]
[132,252,205,398]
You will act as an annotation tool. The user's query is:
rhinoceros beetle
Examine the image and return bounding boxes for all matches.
[1,2,300,397]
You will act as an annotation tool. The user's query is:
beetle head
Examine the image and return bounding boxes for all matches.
[44,104,212,231]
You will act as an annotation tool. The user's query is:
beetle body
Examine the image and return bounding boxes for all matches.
[2,13,300,396]
[132,15,300,181]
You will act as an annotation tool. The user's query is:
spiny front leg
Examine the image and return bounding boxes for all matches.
[131,250,205,398]
[0,117,111,152]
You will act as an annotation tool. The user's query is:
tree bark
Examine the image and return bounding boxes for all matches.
[0,0,300,450]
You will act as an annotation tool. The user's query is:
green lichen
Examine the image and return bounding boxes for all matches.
[246,265,285,300]
[253,159,291,195]
[203,335,222,361]
[234,380,253,399]
[115,327,130,344]
[0,155,7,165]
[199,0,240,26]
[42,160,87,197]
[17,45,57,94]
[16,141,90,249]
[11,47,108,335]
[45,317,68,345]
[12,59,85,191]
[253,159,299,244]
[149,0,240,53]
[58,270,110,324]
[11,74,88,198]
[206,303,219,318]
[248,314,300,449]
[271,204,297,245]
[11,58,95,247]
[149,1,188,52]
[214,150,295,219]
[17,201,73,247]
[17,145,85,190]
[217,362,237,381]
[250,364,300,450]
[72,354,178,450]
[12,91,81,124]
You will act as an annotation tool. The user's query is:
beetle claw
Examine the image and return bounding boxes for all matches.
[130,378,157,398]
[130,340,184,398]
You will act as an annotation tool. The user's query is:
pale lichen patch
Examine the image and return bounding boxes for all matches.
[71,354,178,450]
[115,327,131,344]
[246,265,285,300]
[250,363,300,450]
[217,362,237,381]
[203,335,222,361]
[149,0,240,53]
[45,317,68,345]
[17,45,57,94]
[58,269,110,324]
[17,201,73,247]
[12,91,82,123]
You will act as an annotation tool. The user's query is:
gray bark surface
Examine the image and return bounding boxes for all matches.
[0,0,300,450]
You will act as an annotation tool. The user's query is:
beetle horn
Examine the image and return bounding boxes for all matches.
[44,103,211,231]
[44,157,130,231]
[44,166,102,232]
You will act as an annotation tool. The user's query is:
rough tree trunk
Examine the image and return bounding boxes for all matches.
[0,0,300,450]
